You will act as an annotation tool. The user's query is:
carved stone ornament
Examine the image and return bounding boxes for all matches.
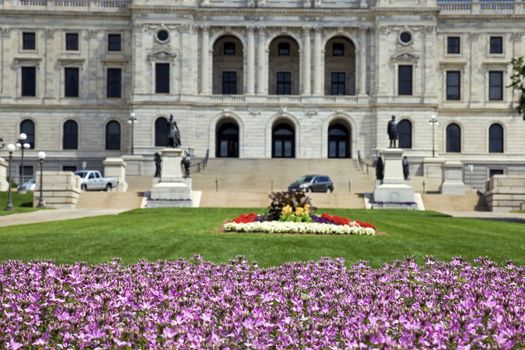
[147,50,177,62]
[0,27,11,38]
[45,29,56,39]
[391,51,420,64]
[511,33,522,43]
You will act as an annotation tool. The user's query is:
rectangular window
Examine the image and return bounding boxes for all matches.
[223,42,236,55]
[65,33,79,51]
[22,32,36,50]
[446,71,461,101]
[489,71,503,101]
[19,166,33,183]
[447,36,460,54]
[276,72,291,95]
[64,67,79,97]
[330,72,346,95]
[106,68,122,98]
[490,36,503,54]
[278,43,290,56]
[108,34,121,52]
[155,63,170,93]
[333,43,344,56]
[398,65,413,96]
[21,66,36,97]
[222,71,237,94]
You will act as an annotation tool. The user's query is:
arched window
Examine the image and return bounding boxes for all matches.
[20,119,35,148]
[489,123,504,153]
[269,36,300,95]
[272,122,295,158]
[328,123,351,158]
[325,36,356,96]
[155,117,170,147]
[63,120,78,150]
[216,121,239,158]
[397,119,412,149]
[446,123,461,153]
[105,121,121,150]
[213,35,244,95]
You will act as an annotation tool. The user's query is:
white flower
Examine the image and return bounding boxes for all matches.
[223,221,376,235]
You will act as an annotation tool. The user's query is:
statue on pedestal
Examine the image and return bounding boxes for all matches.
[154,152,161,177]
[387,115,398,148]
[168,115,181,148]
[375,155,384,182]
[182,151,191,178]
[402,156,410,180]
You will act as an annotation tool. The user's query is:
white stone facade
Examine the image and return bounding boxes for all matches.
[1,0,525,187]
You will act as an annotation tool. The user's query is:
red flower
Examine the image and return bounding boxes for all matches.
[227,212,257,224]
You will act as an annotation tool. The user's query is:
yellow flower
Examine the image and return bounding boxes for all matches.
[304,204,311,214]
[282,205,292,215]
[295,207,304,215]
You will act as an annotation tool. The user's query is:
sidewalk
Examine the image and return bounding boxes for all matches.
[0,209,127,228]
[440,211,525,224]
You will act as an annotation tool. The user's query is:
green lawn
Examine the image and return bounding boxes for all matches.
[0,208,523,267]
[0,191,36,215]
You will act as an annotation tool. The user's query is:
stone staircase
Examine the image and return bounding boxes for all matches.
[75,191,144,210]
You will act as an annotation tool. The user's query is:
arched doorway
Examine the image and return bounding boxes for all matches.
[397,119,412,149]
[324,36,356,96]
[63,120,78,150]
[213,35,244,94]
[489,123,504,153]
[105,121,121,150]
[216,120,239,157]
[20,119,35,148]
[446,123,461,153]
[272,122,295,158]
[269,36,300,95]
[328,123,351,158]
[155,117,170,147]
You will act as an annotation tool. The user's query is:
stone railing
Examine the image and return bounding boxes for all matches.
[0,0,132,10]
[437,0,525,14]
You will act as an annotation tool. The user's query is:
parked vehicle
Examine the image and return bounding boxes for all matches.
[288,175,334,193]
[75,170,118,192]
[19,178,36,192]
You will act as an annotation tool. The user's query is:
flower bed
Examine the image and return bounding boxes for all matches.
[223,191,377,235]
[0,258,523,349]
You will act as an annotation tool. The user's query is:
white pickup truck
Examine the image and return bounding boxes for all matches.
[75,170,118,192]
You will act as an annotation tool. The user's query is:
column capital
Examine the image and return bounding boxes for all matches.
[246,26,255,33]
[199,25,210,31]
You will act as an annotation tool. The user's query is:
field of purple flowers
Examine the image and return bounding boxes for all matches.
[1,257,524,349]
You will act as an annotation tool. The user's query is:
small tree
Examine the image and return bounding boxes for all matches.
[509,57,525,120]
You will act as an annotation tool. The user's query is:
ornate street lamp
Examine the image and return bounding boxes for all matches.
[128,112,137,155]
[4,143,16,211]
[429,114,438,158]
[37,151,46,208]
[16,133,30,190]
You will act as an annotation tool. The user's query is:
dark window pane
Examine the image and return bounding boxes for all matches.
[446,71,461,101]
[489,124,504,153]
[155,118,170,146]
[276,72,291,95]
[332,43,344,56]
[398,65,413,95]
[216,122,239,158]
[447,36,460,54]
[108,34,121,52]
[105,121,121,150]
[155,63,170,93]
[66,33,79,51]
[23,32,35,50]
[65,67,79,97]
[446,123,461,153]
[222,71,237,94]
[272,123,295,158]
[223,42,236,55]
[489,71,503,101]
[489,169,504,177]
[106,68,122,98]
[21,67,36,97]
[331,72,346,95]
[278,42,290,56]
[63,120,78,150]
[398,120,412,149]
[20,120,35,148]
[490,36,503,54]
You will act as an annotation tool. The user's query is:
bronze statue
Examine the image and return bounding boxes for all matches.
[182,151,191,178]
[387,115,398,148]
[168,115,181,148]
[375,155,384,182]
[402,156,409,180]
[154,152,161,177]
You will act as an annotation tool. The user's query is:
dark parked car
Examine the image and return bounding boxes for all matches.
[288,175,334,193]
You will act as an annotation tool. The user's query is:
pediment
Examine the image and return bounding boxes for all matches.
[147,50,177,62]
[391,51,419,63]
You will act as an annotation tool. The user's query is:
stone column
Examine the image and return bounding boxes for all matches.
[246,27,255,95]
[200,26,211,95]
[0,158,8,191]
[313,28,323,95]
[103,158,128,192]
[358,27,367,96]
[302,27,311,95]
[256,27,267,95]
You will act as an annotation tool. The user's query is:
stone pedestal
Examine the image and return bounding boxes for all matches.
[147,148,192,208]
[440,161,465,195]
[33,171,81,209]
[0,158,8,191]
[373,149,417,209]
[103,157,127,192]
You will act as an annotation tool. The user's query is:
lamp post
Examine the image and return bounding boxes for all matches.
[37,151,46,208]
[429,114,438,158]
[5,144,16,211]
[16,133,30,190]
[128,112,137,155]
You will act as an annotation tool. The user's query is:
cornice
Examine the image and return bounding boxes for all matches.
[0,9,130,20]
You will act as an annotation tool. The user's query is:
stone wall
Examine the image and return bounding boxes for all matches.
[33,171,81,209]
[485,175,525,212]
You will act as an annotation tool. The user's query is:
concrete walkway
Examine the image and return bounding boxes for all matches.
[0,209,127,228]
[440,211,525,223]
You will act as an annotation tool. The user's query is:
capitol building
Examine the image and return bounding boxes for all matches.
[1,0,525,184]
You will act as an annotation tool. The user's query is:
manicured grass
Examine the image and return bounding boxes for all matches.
[0,191,35,215]
[0,208,523,267]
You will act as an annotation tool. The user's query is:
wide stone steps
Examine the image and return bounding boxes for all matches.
[75,191,143,210]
